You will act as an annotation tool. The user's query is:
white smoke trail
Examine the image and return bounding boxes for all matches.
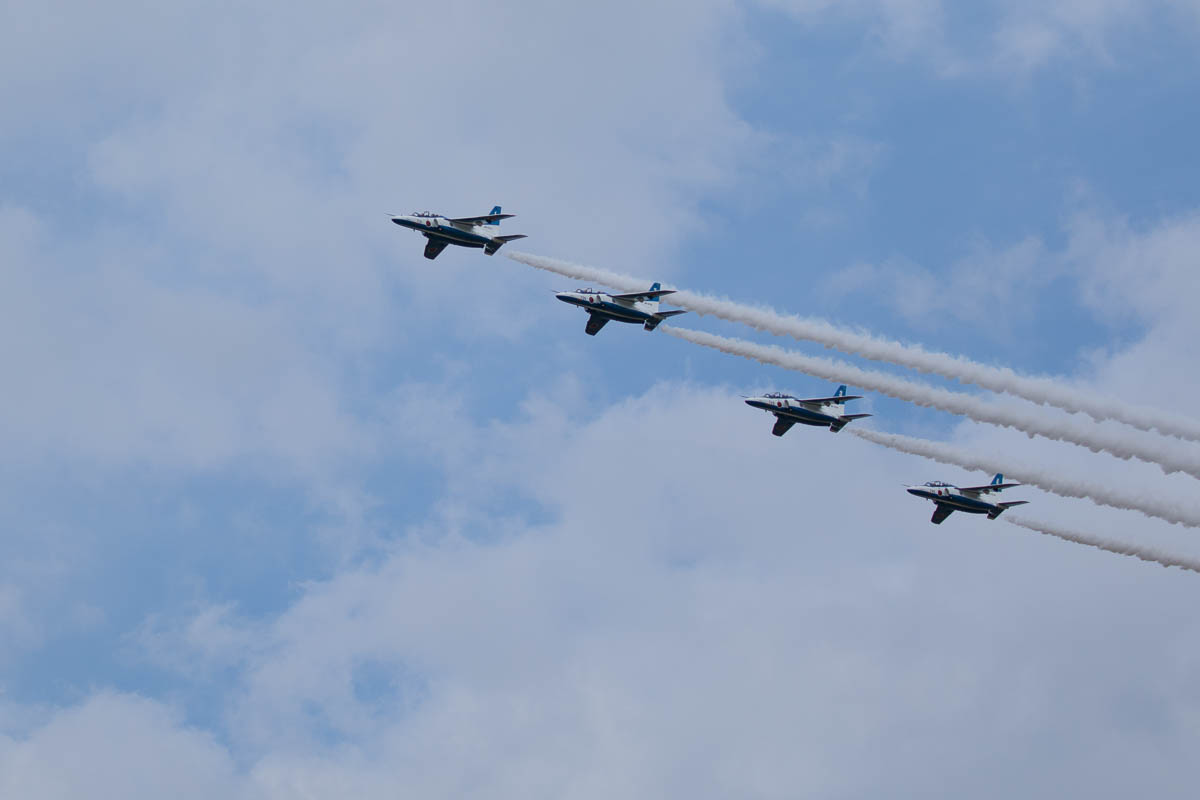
[1004,515,1200,575]
[665,326,1200,482]
[508,251,1200,442]
[848,427,1200,529]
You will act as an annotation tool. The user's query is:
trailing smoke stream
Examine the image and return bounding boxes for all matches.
[1004,516,1200,574]
[664,326,1200,482]
[848,428,1200,529]
[508,251,1200,442]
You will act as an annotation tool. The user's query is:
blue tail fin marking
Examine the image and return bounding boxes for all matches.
[649,282,661,292]
[835,385,847,397]
[991,473,1004,485]
[487,205,502,225]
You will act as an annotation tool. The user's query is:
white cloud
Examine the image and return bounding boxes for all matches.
[0,584,38,658]
[0,693,252,800]
[756,0,1200,77]
[0,0,765,478]
[822,235,1052,334]
[1056,209,1200,425]
[65,0,759,276]
[1065,209,1200,325]
[0,0,771,712]
[0,205,367,475]
[760,0,948,60]
[11,380,1193,798]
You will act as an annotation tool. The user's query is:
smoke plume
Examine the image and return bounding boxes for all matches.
[849,427,1200,529]
[665,326,1200,481]
[1005,515,1200,574]
[508,251,1200,441]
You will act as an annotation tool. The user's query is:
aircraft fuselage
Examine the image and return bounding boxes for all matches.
[744,397,842,428]
[391,215,495,249]
[555,291,661,326]
[905,486,1000,515]
[391,209,524,259]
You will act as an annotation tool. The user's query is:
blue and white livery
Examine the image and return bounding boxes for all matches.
[744,384,872,436]
[555,283,687,336]
[906,473,1029,525]
[390,205,527,260]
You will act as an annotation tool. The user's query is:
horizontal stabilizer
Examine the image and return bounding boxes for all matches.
[987,500,1029,520]
[482,234,527,256]
[828,413,872,433]
[643,309,688,332]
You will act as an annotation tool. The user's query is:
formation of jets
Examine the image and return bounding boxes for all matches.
[391,205,1030,525]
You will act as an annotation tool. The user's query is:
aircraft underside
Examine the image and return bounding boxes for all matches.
[584,309,653,335]
[422,232,487,260]
[776,410,836,426]
[770,409,843,436]
[930,498,997,524]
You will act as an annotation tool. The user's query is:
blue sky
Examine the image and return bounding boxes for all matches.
[4,1,1200,796]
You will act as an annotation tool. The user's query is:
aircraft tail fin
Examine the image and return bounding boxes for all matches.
[643,282,663,312]
[486,205,502,225]
[991,473,1004,486]
[829,413,872,433]
[835,384,847,398]
[644,309,687,331]
[987,500,1029,520]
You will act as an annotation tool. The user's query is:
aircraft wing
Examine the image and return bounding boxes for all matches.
[959,482,1020,495]
[423,239,449,260]
[611,289,676,301]
[449,213,514,224]
[771,418,796,437]
[801,394,863,405]
[930,504,955,525]
[584,314,609,336]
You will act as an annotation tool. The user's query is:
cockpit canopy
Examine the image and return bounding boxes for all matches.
[923,481,952,487]
[763,392,794,399]
[410,211,439,218]
[575,287,599,293]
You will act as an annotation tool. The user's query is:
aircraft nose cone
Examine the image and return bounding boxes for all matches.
[906,487,921,496]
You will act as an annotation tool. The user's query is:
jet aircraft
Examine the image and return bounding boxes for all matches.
[390,206,526,260]
[906,473,1028,525]
[555,284,687,336]
[744,385,872,436]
